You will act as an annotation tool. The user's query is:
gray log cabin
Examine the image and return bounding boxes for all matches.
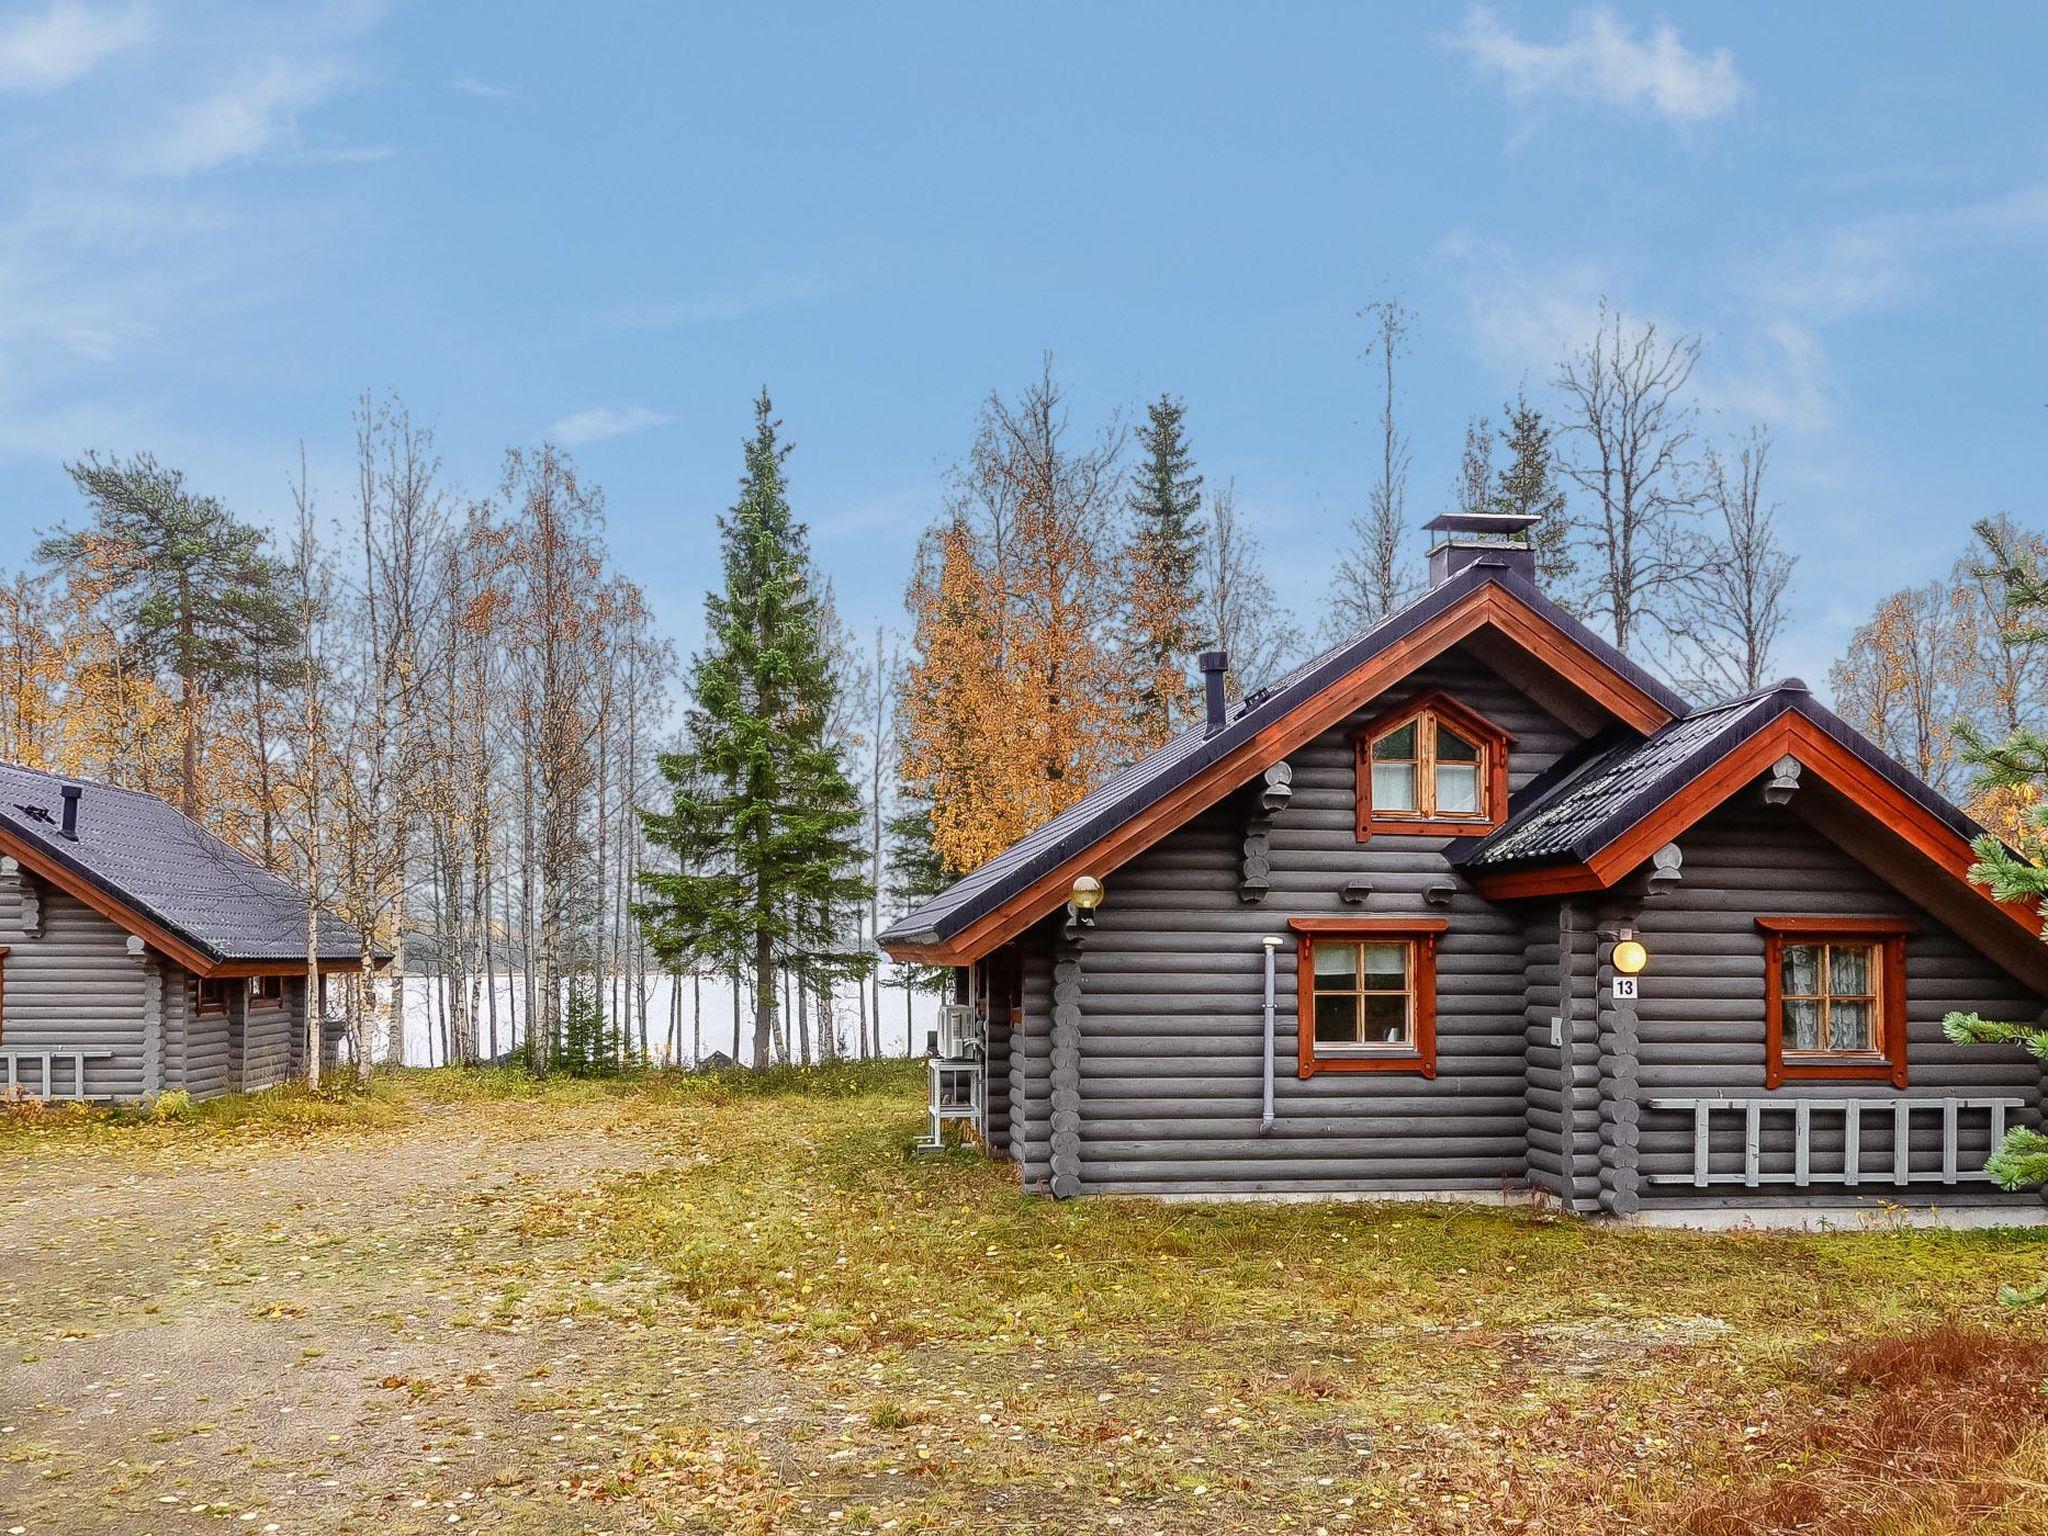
[0,763,374,1104]
[881,515,2048,1226]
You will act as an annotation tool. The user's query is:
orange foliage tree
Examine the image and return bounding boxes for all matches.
[899,363,1135,875]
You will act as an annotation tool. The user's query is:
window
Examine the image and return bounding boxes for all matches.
[196,977,231,1015]
[1355,692,1510,839]
[250,975,286,1011]
[1290,918,1446,1077]
[1756,917,1911,1088]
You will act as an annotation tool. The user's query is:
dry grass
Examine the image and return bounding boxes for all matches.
[4,1064,2048,1534]
[1679,1325,2048,1535]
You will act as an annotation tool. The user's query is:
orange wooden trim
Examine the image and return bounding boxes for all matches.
[1472,714,2040,946]
[1288,917,1451,935]
[1754,915,1917,938]
[1761,922,1907,1089]
[884,584,1675,965]
[1354,690,1513,843]
[0,822,219,975]
[1469,862,1607,900]
[1293,920,1442,1079]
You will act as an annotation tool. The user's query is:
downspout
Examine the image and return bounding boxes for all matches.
[1260,935,1281,1134]
[1559,901,1580,1211]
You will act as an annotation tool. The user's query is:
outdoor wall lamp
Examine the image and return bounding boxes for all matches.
[1066,874,1105,928]
[1612,932,1648,975]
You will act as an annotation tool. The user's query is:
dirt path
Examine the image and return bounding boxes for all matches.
[0,1098,717,1535]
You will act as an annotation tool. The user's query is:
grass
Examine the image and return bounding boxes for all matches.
[5,1063,2048,1534]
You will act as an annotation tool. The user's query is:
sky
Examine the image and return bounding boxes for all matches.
[1,2,2045,697]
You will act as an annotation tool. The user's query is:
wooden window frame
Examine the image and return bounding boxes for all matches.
[1757,917,1912,1089]
[1354,691,1512,841]
[249,975,287,1012]
[195,976,230,1015]
[1290,917,1447,1078]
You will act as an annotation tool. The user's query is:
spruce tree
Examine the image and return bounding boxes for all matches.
[635,391,872,1067]
[1492,393,1576,600]
[1121,394,1206,746]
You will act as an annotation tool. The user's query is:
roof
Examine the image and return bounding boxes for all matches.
[1451,681,1988,875]
[0,761,374,972]
[880,559,1687,960]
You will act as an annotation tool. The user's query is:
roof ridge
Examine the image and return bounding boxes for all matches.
[1676,677,1808,721]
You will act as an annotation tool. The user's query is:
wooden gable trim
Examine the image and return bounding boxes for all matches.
[886,584,1676,964]
[1354,689,1514,841]
[1470,714,2043,942]
[0,821,370,979]
[0,821,220,974]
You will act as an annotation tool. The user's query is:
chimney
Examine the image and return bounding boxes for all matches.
[59,783,80,841]
[1422,511,1541,588]
[1198,649,1229,729]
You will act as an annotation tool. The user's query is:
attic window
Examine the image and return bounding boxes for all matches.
[1354,692,1511,840]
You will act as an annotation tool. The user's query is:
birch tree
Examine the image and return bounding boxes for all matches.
[1328,298,1414,635]
[1554,303,1703,656]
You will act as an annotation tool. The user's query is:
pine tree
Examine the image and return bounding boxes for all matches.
[1121,395,1206,747]
[1492,393,1575,598]
[39,453,298,817]
[635,391,873,1067]
[1943,518,2048,1215]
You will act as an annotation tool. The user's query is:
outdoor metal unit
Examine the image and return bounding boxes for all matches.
[916,1003,986,1150]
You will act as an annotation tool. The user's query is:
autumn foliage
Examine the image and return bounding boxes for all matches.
[899,366,1153,876]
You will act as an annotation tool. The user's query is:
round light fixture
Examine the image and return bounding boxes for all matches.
[1612,938,1648,976]
[1068,875,1105,911]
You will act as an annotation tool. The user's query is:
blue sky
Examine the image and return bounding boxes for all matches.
[2,2,2045,693]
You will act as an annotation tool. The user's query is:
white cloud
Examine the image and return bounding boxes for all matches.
[1451,5,1745,126]
[1431,232,1617,380]
[452,74,510,99]
[550,406,673,446]
[142,56,353,176]
[1752,183,2048,323]
[0,1,149,93]
[1432,233,1838,435]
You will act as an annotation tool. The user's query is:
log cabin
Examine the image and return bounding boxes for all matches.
[0,762,374,1103]
[881,514,2048,1226]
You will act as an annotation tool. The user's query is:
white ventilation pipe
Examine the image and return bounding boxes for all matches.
[1260,935,1282,1134]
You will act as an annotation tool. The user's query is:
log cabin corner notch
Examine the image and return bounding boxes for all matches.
[0,763,382,1104]
[880,541,2048,1225]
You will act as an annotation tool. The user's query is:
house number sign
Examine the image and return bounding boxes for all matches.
[1610,976,1639,1001]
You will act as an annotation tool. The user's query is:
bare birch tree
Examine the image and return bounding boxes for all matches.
[1554,303,1704,657]
[1680,429,1795,699]
[1203,478,1300,698]
[1328,298,1414,636]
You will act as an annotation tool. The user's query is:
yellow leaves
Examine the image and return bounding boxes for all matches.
[901,514,1138,874]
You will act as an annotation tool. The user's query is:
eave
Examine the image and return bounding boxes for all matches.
[0,816,378,977]
[1467,710,2043,944]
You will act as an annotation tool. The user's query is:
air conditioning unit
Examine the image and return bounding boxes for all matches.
[935,1002,982,1059]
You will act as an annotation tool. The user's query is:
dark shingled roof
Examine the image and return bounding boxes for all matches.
[879,559,1687,951]
[1451,680,1989,873]
[0,761,372,966]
